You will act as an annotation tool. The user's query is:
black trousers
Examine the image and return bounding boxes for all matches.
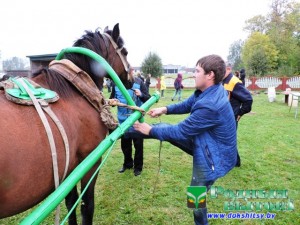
[121,137,144,171]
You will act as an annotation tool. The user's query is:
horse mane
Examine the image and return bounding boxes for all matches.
[32,68,77,98]
[32,26,126,98]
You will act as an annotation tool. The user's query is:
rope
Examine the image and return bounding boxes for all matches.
[150,117,163,205]
[106,99,146,116]
[152,141,162,195]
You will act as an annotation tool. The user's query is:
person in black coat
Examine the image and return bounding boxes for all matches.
[145,74,151,93]
[223,64,253,167]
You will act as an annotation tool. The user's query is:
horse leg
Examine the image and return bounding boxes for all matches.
[80,168,99,225]
[65,186,79,225]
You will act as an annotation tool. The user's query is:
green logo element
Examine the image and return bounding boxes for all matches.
[187,186,207,209]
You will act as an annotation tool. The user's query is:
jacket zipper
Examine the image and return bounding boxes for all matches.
[205,147,215,171]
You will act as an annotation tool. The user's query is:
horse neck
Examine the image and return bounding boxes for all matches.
[64,54,105,90]
[31,70,108,154]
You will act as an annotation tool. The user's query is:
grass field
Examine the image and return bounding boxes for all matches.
[1,88,300,225]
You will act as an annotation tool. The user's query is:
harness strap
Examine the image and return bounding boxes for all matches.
[17,78,62,225]
[40,101,70,181]
[18,79,60,188]
[103,33,129,72]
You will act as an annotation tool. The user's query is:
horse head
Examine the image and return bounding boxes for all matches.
[64,23,131,90]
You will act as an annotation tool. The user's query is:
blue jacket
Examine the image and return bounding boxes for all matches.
[150,84,237,181]
[111,78,150,124]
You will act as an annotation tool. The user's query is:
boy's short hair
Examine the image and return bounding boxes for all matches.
[196,55,226,84]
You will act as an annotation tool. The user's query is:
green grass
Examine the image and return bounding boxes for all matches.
[1,88,299,225]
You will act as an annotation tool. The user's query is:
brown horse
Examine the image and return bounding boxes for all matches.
[0,23,130,225]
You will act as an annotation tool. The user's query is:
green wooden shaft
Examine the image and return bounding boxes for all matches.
[20,93,160,225]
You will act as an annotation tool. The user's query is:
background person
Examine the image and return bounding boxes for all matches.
[171,73,183,101]
[239,68,246,86]
[145,74,151,93]
[106,78,112,93]
[137,72,145,82]
[110,68,151,176]
[156,76,161,93]
[129,55,237,225]
[234,71,240,79]
[160,75,166,98]
[222,63,253,167]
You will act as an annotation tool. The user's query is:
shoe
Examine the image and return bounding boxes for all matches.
[134,169,142,176]
[118,166,132,173]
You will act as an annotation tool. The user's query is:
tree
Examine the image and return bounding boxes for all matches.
[237,0,300,76]
[3,57,26,70]
[140,52,163,78]
[264,0,300,75]
[267,1,296,65]
[244,15,268,34]
[227,39,244,71]
[242,32,279,76]
[247,48,269,76]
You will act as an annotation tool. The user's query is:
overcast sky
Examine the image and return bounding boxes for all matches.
[0,0,273,67]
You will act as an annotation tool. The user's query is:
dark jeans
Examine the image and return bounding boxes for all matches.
[121,137,143,171]
[191,179,215,225]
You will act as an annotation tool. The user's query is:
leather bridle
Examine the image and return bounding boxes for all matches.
[103,32,130,74]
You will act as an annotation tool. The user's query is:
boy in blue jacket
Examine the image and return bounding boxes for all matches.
[110,68,150,176]
[130,55,237,225]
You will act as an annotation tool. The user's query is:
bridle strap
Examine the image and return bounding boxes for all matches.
[103,33,129,73]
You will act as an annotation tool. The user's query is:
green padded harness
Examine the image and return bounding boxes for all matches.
[6,77,58,101]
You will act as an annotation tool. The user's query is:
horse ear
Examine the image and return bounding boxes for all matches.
[112,23,120,42]
[104,26,109,32]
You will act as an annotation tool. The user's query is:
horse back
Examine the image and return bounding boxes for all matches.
[0,84,107,218]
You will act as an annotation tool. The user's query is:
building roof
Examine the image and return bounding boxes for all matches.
[26,53,57,61]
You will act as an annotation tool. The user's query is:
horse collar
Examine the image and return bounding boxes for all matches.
[49,59,118,129]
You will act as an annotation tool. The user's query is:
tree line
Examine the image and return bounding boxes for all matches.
[227,0,300,77]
